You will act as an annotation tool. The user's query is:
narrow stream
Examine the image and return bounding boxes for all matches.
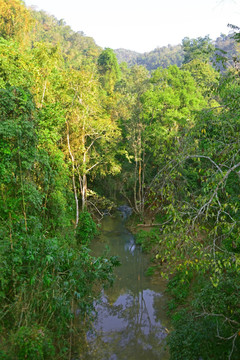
[82,211,170,360]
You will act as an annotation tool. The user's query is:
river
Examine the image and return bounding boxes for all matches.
[80,210,170,360]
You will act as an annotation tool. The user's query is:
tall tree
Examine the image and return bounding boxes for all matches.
[0,0,33,44]
[182,36,215,64]
[115,65,150,214]
[63,68,120,223]
[0,86,38,237]
[97,48,121,94]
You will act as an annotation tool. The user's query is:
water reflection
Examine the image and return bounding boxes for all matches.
[81,213,169,360]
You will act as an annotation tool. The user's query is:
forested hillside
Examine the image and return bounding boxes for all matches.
[0,1,240,359]
[114,34,239,72]
[115,44,184,70]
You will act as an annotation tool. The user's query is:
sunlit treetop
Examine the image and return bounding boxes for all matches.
[0,0,34,43]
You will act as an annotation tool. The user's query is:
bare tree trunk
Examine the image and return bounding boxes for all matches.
[81,123,88,211]
[41,80,47,108]
[138,160,142,211]
[66,121,79,228]
[141,150,146,214]
[138,130,143,214]
[134,127,145,215]
[82,171,87,211]
[134,147,138,213]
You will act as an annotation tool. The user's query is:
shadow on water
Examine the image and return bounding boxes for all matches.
[80,210,170,360]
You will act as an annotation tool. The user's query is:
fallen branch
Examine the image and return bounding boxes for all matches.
[137,223,163,227]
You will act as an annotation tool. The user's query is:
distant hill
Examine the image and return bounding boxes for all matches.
[114,34,239,72]
[113,48,141,66]
[214,33,240,69]
[28,8,239,72]
[114,44,184,71]
[136,44,184,71]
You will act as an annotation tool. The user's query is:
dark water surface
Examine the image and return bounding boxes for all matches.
[82,213,170,360]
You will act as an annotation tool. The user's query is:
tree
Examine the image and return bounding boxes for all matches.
[63,68,120,224]
[0,86,38,237]
[31,42,63,108]
[114,65,150,214]
[0,38,32,89]
[182,36,215,64]
[135,65,206,217]
[97,48,121,94]
[182,59,219,102]
[141,61,240,359]
[0,0,33,44]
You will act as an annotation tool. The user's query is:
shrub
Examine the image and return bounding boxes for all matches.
[75,211,98,245]
[11,325,55,360]
[0,230,117,357]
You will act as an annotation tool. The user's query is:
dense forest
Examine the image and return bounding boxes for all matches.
[114,34,239,71]
[0,1,240,359]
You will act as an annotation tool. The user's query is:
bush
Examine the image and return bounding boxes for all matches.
[0,230,117,357]
[75,211,98,245]
[168,273,240,359]
[168,310,217,360]
[135,229,159,252]
[11,325,55,360]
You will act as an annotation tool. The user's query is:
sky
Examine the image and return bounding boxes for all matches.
[24,0,240,53]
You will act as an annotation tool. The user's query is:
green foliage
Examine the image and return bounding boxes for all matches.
[98,48,121,93]
[140,61,240,359]
[30,9,101,67]
[0,38,32,88]
[0,230,118,357]
[11,325,55,360]
[0,86,39,234]
[115,35,237,72]
[135,229,160,252]
[136,44,184,71]
[0,0,33,43]
[115,44,184,71]
[168,273,240,359]
[1,2,240,359]
[75,211,98,245]
[167,271,193,304]
[182,35,215,64]
[145,266,155,276]
[182,59,219,101]
[139,65,206,169]
[168,310,219,360]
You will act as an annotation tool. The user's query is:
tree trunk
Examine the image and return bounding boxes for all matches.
[82,172,87,211]
[66,121,79,228]
[81,123,88,211]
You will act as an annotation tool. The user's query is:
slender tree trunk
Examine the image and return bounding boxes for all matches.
[134,147,138,213]
[138,130,142,214]
[82,172,87,211]
[41,80,47,107]
[81,123,88,211]
[66,121,79,228]
[141,149,146,214]
[134,126,144,215]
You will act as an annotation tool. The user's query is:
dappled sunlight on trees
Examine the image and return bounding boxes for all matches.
[0,1,240,358]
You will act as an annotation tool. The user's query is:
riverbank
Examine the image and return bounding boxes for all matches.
[125,213,240,360]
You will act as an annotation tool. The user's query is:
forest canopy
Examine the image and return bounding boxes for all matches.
[0,0,240,359]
